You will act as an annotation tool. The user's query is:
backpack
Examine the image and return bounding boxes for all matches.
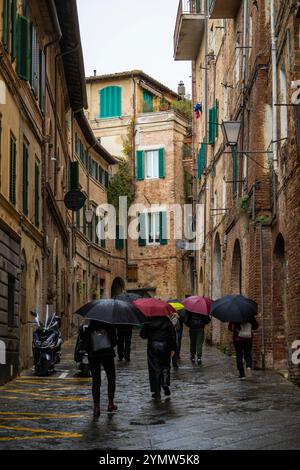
[238,322,252,339]
[91,330,111,352]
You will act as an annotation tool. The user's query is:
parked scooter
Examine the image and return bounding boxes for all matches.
[31,310,62,376]
[74,324,90,377]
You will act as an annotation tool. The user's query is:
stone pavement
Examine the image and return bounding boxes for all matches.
[0,328,300,450]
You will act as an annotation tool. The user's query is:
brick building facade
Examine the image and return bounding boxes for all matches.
[174,0,300,383]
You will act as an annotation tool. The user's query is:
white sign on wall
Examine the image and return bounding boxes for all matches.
[291,80,300,105]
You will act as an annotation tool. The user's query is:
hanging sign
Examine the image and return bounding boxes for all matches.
[64,190,86,212]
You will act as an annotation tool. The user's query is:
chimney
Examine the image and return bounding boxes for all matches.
[178,80,185,98]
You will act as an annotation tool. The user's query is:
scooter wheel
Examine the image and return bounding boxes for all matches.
[35,366,48,377]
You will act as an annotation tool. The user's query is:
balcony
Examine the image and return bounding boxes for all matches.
[174,0,205,61]
[209,0,241,19]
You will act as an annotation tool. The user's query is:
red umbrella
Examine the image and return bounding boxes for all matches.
[182,296,213,316]
[133,298,176,318]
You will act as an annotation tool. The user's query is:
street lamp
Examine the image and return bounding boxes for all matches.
[85,207,94,224]
[221,120,242,147]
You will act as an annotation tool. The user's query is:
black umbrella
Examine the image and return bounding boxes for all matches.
[115,292,141,303]
[74,299,146,326]
[210,295,258,323]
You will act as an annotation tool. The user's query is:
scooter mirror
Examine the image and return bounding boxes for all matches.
[30,311,38,318]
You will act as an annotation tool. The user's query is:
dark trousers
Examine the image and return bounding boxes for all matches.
[234,341,253,377]
[148,341,171,394]
[189,328,205,359]
[177,319,184,357]
[89,355,116,405]
[117,327,132,360]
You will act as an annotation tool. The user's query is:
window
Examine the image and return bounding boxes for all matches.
[139,211,168,246]
[208,100,219,145]
[69,161,79,191]
[232,145,238,197]
[9,133,16,205]
[235,41,241,85]
[142,90,153,113]
[23,142,29,215]
[30,24,39,97]
[99,86,122,118]
[279,66,288,140]
[127,265,138,282]
[115,225,124,250]
[146,150,159,179]
[3,0,17,58]
[136,149,165,180]
[17,13,30,81]
[7,274,15,327]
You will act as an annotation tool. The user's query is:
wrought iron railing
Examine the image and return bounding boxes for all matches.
[174,1,204,53]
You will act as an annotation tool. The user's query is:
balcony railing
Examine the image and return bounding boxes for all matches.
[209,0,242,19]
[174,0,205,60]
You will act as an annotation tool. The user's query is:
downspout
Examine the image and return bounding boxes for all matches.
[270,0,278,171]
[203,0,209,295]
[192,61,197,295]
[128,76,137,285]
[259,223,266,369]
[42,2,62,309]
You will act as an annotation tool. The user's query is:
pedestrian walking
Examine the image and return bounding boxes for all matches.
[79,320,118,417]
[184,311,211,365]
[117,325,133,362]
[228,317,259,379]
[170,312,180,369]
[140,317,176,400]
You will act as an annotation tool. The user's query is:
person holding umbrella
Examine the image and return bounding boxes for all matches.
[182,297,212,365]
[115,293,141,363]
[210,295,259,379]
[78,320,118,417]
[134,299,177,400]
[228,318,259,379]
[75,298,146,417]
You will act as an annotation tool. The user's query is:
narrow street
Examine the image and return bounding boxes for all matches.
[1,330,300,450]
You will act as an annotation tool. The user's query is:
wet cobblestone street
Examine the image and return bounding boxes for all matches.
[1,329,300,450]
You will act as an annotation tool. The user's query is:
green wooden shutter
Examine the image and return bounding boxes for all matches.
[196,0,201,13]
[17,15,30,80]
[138,213,146,246]
[136,150,144,180]
[158,148,165,179]
[232,145,238,197]
[83,205,87,237]
[115,225,124,250]
[39,49,46,112]
[215,99,219,138]
[89,213,94,242]
[208,107,215,144]
[9,135,16,205]
[76,210,80,228]
[143,90,153,113]
[197,139,206,178]
[159,212,168,245]
[69,161,79,191]
[11,0,17,59]
[3,0,10,51]
[100,219,106,248]
[23,144,29,215]
[34,162,40,227]
[100,86,121,118]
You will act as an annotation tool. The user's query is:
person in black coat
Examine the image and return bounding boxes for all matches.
[117,326,133,362]
[140,317,177,400]
[79,320,118,417]
[184,311,211,365]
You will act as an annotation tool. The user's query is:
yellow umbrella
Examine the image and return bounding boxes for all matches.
[168,302,185,312]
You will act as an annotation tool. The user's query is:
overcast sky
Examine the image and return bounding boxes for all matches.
[77,0,191,95]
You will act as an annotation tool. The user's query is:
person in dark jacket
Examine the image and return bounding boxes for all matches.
[184,311,211,365]
[140,317,176,400]
[228,317,259,379]
[80,320,118,417]
[117,326,133,362]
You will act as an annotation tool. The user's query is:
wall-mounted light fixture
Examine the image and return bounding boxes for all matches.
[221,120,242,147]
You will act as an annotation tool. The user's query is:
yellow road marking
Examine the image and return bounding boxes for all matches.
[0,435,81,442]
[1,389,89,401]
[0,424,82,438]
[0,413,83,420]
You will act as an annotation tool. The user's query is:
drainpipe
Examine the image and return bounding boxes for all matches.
[270,0,278,171]
[41,3,62,310]
[242,0,248,84]
[259,222,266,370]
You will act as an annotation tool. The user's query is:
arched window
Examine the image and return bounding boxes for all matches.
[99,86,122,118]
